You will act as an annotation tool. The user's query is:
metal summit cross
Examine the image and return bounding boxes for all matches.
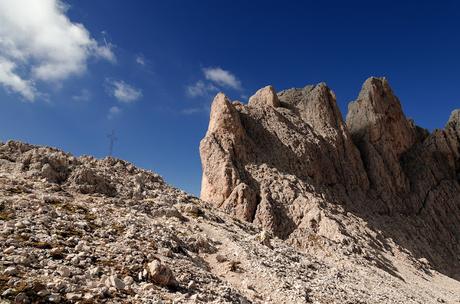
[107,130,117,156]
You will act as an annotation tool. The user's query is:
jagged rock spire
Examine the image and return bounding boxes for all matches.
[346,77,418,195]
[200,77,460,278]
[207,93,245,137]
[200,93,248,207]
[447,109,460,129]
[248,85,280,108]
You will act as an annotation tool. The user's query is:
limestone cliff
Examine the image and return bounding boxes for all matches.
[200,77,460,279]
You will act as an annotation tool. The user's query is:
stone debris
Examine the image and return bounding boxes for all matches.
[106,275,125,290]
[256,229,273,249]
[3,266,17,276]
[215,254,227,263]
[147,260,176,287]
[57,266,71,277]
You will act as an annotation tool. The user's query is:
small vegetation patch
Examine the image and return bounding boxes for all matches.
[5,186,31,194]
[28,241,53,249]
[14,234,30,242]
[0,210,14,220]
[0,280,49,303]
[57,226,83,238]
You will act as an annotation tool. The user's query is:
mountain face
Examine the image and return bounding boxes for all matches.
[0,77,459,304]
[200,77,460,280]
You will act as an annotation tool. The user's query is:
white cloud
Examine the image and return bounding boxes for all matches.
[135,55,146,66]
[108,80,142,103]
[0,0,115,100]
[95,42,116,63]
[203,67,242,90]
[107,106,121,119]
[0,57,36,101]
[72,89,91,102]
[185,67,242,99]
[186,80,218,98]
[181,104,210,115]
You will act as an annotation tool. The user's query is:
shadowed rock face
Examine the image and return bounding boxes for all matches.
[200,77,460,279]
[347,77,417,196]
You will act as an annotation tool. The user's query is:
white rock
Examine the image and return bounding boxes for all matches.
[141,283,154,290]
[3,245,15,254]
[183,204,200,215]
[49,247,62,257]
[71,256,79,265]
[3,266,18,275]
[123,275,134,286]
[158,247,173,258]
[58,266,71,277]
[15,222,26,229]
[66,292,82,301]
[188,280,196,289]
[107,275,125,290]
[1,288,15,296]
[37,289,50,296]
[147,260,176,287]
[83,293,94,300]
[89,266,102,277]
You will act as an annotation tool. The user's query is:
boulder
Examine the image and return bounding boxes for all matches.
[147,260,177,287]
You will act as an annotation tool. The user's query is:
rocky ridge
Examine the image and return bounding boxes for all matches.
[200,77,460,282]
[0,140,459,303]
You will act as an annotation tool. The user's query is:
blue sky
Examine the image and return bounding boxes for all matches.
[0,0,459,195]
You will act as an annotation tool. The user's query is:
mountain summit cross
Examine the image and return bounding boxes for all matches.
[107,130,117,156]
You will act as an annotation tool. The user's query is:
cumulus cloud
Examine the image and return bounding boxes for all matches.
[203,67,242,90]
[107,106,121,119]
[0,0,115,101]
[185,67,243,99]
[186,80,218,98]
[0,57,36,100]
[107,80,142,103]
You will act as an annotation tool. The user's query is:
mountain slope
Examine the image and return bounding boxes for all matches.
[0,140,459,303]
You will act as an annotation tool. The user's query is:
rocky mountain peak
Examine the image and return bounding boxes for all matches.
[248,85,280,108]
[207,93,244,137]
[200,77,460,282]
[346,77,418,195]
[347,77,417,157]
[447,109,460,129]
[279,83,343,135]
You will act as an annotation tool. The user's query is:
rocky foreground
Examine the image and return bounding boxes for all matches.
[0,142,458,304]
[1,77,460,303]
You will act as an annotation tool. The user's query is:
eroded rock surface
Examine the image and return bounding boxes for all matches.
[0,139,459,303]
[200,77,460,281]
